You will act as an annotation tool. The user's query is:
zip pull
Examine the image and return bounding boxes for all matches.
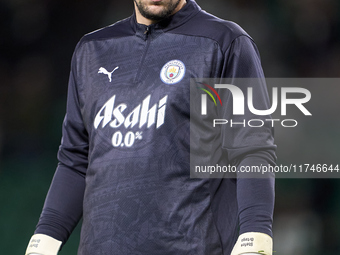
[144,26,150,35]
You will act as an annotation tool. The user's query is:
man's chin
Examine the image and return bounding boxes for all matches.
[146,5,166,15]
[142,7,170,21]
[135,0,181,22]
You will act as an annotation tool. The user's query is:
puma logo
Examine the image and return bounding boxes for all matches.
[98,66,119,82]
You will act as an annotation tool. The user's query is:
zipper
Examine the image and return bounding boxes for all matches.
[144,26,150,36]
[134,26,152,83]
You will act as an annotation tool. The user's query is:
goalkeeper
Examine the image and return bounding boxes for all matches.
[25,0,276,254]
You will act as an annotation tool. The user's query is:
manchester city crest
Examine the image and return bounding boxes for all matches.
[160,60,186,85]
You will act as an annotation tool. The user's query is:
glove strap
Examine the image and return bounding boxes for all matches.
[231,232,273,255]
[25,234,62,255]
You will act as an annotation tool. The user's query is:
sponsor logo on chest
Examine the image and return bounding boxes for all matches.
[94,94,168,130]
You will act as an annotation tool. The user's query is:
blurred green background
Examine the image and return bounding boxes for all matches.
[1,0,340,254]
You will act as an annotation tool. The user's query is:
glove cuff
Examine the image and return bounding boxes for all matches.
[231,232,273,255]
[25,234,62,255]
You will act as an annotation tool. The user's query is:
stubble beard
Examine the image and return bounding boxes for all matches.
[134,0,182,22]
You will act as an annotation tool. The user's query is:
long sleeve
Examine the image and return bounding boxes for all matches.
[221,35,276,237]
[34,47,89,244]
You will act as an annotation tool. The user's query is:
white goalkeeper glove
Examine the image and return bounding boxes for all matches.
[231,232,273,255]
[25,234,62,255]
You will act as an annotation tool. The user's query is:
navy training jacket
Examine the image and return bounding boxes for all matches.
[35,1,276,254]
